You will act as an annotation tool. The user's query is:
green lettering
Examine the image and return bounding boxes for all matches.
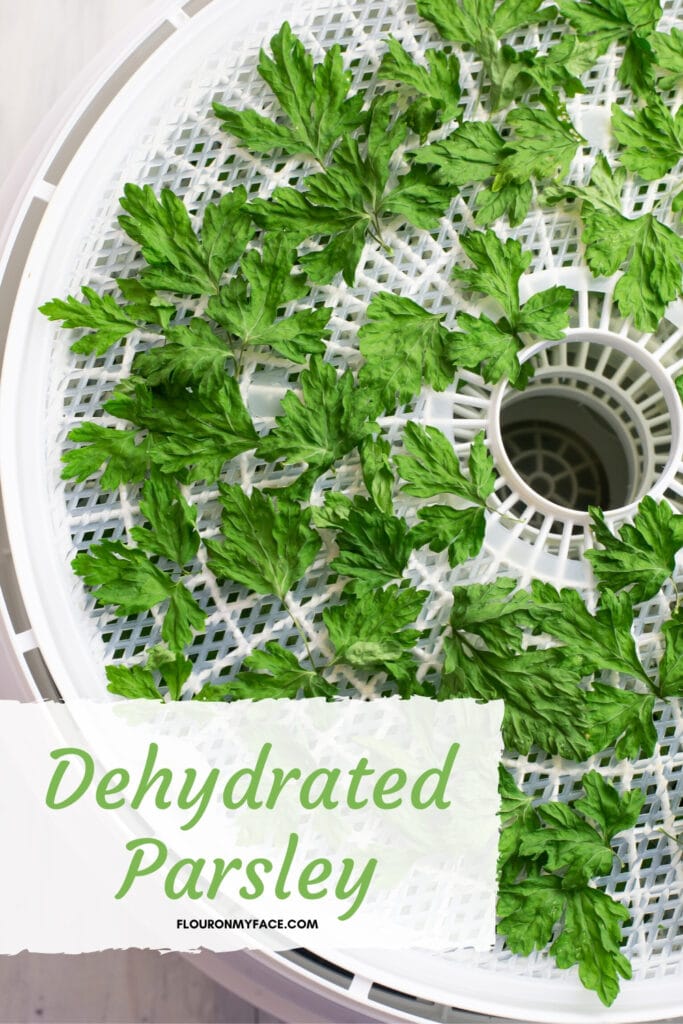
[240,858,273,900]
[223,742,272,810]
[45,747,94,809]
[373,767,407,809]
[115,838,167,899]
[164,857,206,900]
[274,832,299,899]
[177,767,220,831]
[299,768,340,810]
[96,768,130,810]
[298,858,332,899]
[336,858,377,920]
[411,742,460,810]
[206,857,243,898]
[347,757,374,809]
[130,743,172,812]
[264,767,301,809]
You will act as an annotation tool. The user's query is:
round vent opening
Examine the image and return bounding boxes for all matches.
[490,331,679,527]
[499,391,635,512]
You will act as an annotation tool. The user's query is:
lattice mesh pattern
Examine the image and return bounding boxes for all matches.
[40,0,683,1003]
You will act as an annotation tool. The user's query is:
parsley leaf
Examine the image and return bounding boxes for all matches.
[39,291,132,356]
[213,22,366,163]
[411,505,488,567]
[105,377,258,483]
[206,233,331,363]
[412,120,533,227]
[450,578,533,654]
[547,154,683,331]
[397,424,494,502]
[130,472,200,567]
[488,40,590,114]
[557,0,661,95]
[119,186,253,295]
[659,614,683,698]
[452,230,572,386]
[498,875,567,953]
[258,357,376,480]
[132,319,231,396]
[584,683,657,759]
[396,427,494,566]
[498,767,541,884]
[378,36,461,140]
[39,283,173,357]
[415,0,560,110]
[455,230,540,324]
[414,120,504,190]
[586,496,683,603]
[443,636,591,759]
[359,434,395,515]
[611,96,683,180]
[512,33,598,101]
[448,580,657,758]
[498,770,641,1006]
[414,106,584,227]
[250,95,454,285]
[417,0,553,49]
[451,312,530,387]
[73,540,174,613]
[108,647,193,702]
[163,589,208,653]
[650,27,683,90]
[250,184,365,287]
[455,229,530,317]
[476,186,535,233]
[62,423,150,489]
[519,800,622,885]
[499,867,633,1008]
[116,278,176,327]
[209,642,335,700]
[552,888,632,1007]
[147,647,193,701]
[312,493,414,592]
[323,585,426,686]
[357,292,460,408]
[206,484,321,600]
[574,769,646,842]
[527,582,649,684]
[105,664,162,701]
[72,539,205,651]
[495,106,585,188]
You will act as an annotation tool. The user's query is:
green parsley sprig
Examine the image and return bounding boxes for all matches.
[498,768,644,1007]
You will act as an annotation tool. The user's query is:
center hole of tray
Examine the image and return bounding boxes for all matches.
[500,391,633,511]
[495,337,665,514]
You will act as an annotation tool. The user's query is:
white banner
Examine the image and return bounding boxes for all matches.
[0,696,503,953]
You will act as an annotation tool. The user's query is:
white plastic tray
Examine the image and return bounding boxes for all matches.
[1,1,682,1021]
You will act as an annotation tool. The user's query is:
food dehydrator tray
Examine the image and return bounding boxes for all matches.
[1,0,682,1021]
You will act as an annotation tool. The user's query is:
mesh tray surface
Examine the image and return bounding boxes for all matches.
[7,0,683,1017]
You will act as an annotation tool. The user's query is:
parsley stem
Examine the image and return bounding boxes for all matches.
[367,212,392,254]
[282,596,317,670]
[486,502,527,527]
[367,225,386,251]
[235,342,246,377]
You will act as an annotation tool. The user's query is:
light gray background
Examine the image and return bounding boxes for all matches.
[1,0,157,161]
[0,1,273,1020]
